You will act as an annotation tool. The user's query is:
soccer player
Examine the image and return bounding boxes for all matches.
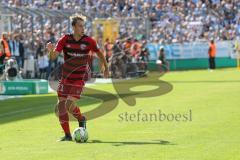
[46,15,109,141]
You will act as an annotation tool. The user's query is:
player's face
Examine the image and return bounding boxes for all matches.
[73,20,84,35]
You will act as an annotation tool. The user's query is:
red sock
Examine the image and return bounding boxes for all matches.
[71,106,85,121]
[65,100,85,121]
[58,101,70,135]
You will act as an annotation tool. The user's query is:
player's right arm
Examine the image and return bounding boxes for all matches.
[46,42,58,60]
[46,35,67,60]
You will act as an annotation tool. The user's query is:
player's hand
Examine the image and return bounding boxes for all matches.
[103,67,110,78]
[46,42,54,52]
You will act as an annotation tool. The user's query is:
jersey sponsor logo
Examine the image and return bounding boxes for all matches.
[80,44,87,50]
[67,52,88,57]
[66,44,71,48]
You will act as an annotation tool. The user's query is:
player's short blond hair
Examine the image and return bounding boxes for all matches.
[70,14,86,26]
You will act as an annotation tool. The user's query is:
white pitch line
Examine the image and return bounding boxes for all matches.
[0,95,23,101]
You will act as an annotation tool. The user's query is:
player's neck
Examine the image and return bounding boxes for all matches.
[73,33,83,41]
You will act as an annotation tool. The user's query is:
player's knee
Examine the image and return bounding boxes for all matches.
[57,100,66,108]
[55,100,67,116]
[65,99,75,112]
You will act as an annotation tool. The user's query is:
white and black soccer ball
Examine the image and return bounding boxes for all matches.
[72,127,88,143]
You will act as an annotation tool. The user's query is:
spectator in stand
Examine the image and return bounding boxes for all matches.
[38,51,49,79]
[18,34,25,68]
[2,0,240,45]
[104,38,113,63]
[0,33,11,74]
[130,39,141,62]
[9,34,24,69]
[1,0,240,78]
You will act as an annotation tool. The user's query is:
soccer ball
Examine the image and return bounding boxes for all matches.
[72,127,88,143]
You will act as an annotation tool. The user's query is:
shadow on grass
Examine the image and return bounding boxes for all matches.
[0,72,174,124]
[0,87,119,124]
[86,139,176,146]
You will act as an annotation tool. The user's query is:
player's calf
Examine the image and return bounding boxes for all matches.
[66,99,87,129]
[56,100,71,140]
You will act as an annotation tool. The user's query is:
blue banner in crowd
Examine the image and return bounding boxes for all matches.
[146,41,234,60]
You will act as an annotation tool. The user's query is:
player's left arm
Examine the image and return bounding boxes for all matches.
[96,50,109,78]
[90,38,109,78]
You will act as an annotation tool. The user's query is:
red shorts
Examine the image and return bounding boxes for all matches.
[57,79,85,99]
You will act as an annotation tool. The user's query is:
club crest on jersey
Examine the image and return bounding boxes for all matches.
[80,44,87,50]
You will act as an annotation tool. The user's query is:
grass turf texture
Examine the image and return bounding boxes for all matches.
[0,68,240,160]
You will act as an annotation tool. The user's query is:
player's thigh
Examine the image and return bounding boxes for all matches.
[58,96,67,103]
[57,96,77,105]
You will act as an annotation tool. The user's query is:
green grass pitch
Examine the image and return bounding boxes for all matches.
[0,69,240,160]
